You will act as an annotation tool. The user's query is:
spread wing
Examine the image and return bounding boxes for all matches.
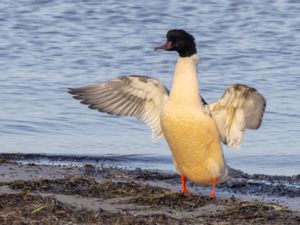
[205,84,266,148]
[69,75,169,140]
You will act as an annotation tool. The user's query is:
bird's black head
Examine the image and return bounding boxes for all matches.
[155,29,197,57]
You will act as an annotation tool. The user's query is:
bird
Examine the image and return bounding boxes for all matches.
[69,29,266,198]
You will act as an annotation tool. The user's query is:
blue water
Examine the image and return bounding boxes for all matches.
[0,0,299,175]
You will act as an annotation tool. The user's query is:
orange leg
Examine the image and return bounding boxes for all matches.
[210,177,217,198]
[181,175,189,195]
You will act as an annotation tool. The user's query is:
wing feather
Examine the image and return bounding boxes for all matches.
[69,75,169,140]
[206,84,266,148]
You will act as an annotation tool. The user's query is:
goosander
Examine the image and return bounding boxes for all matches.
[69,29,266,198]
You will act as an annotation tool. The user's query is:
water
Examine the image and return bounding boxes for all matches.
[0,0,299,176]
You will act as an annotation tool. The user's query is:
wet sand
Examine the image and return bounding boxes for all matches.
[0,154,299,225]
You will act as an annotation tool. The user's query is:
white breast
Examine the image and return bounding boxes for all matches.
[161,54,227,184]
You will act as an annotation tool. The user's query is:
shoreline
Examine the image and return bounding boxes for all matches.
[0,153,299,224]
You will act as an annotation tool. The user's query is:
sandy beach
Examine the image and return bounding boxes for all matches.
[0,154,299,225]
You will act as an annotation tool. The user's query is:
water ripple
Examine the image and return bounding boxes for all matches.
[0,0,299,175]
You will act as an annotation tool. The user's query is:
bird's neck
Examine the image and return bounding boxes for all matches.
[169,54,201,105]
